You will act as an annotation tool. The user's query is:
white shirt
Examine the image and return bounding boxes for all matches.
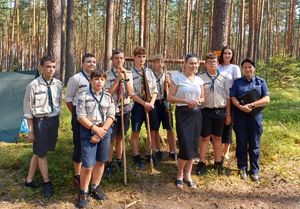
[172,71,204,106]
[218,64,241,88]
[65,70,90,106]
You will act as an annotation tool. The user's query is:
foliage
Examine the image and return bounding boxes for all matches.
[256,54,300,88]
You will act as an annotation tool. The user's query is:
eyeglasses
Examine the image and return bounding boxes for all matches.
[206,61,217,64]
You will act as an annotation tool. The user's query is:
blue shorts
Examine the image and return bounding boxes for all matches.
[80,126,112,168]
[32,116,59,157]
[150,100,172,131]
[131,102,156,132]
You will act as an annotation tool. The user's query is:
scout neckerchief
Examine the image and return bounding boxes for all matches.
[206,70,220,92]
[81,69,90,82]
[111,68,127,101]
[89,86,105,123]
[133,67,145,97]
[154,70,164,99]
[42,75,54,113]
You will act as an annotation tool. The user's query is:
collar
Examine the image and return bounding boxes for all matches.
[243,76,255,83]
[38,75,54,86]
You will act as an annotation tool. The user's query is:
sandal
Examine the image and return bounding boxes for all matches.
[185,180,197,189]
[175,179,183,189]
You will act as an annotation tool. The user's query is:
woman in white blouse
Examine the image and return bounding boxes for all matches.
[168,54,205,189]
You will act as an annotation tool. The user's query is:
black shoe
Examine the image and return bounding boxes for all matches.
[76,190,88,208]
[43,181,54,198]
[250,173,259,181]
[104,162,114,178]
[115,159,123,171]
[156,151,163,164]
[197,162,206,176]
[239,169,247,180]
[24,180,39,189]
[74,175,80,189]
[133,155,145,169]
[89,184,107,201]
[169,152,176,160]
[215,161,224,175]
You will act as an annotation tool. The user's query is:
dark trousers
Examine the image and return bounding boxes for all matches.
[233,111,263,175]
[72,106,81,163]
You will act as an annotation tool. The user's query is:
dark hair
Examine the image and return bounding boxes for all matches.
[184,53,198,62]
[90,69,106,80]
[82,53,96,63]
[205,53,217,61]
[112,48,124,56]
[133,47,147,56]
[219,46,235,65]
[40,55,56,65]
[241,58,255,68]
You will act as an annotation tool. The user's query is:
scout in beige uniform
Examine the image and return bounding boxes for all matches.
[65,53,96,187]
[75,70,115,208]
[197,53,231,176]
[23,55,62,198]
[104,49,134,177]
[129,47,158,169]
[150,54,176,167]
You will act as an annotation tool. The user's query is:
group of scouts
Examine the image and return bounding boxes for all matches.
[22,45,270,208]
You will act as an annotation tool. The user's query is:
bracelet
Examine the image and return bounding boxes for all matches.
[89,124,95,131]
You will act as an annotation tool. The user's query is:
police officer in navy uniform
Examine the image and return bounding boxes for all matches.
[230,58,270,181]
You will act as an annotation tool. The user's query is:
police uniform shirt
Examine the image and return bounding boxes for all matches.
[131,67,158,98]
[65,70,90,106]
[76,90,116,125]
[105,68,133,113]
[230,76,270,100]
[218,64,241,88]
[199,72,230,108]
[153,70,166,100]
[23,75,62,119]
[172,71,204,106]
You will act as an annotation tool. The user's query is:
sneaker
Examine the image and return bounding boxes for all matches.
[133,155,145,169]
[24,180,39,189]
[215,161,224,175]
[169,152,176,160]
[197,162,206,176]
[89,184,107,201]
[250,173,259,182]
[76,190,88,208]
[115,159,123,171]
[239,169,247,180]
[104,162,114,178]
[74,175,80,189]
[43,181,54,198]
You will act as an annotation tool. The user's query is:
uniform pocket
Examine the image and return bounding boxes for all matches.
[34,93,47,107]
[86,100,96,114]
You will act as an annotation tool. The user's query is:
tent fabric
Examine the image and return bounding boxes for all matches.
[0,70,38,142]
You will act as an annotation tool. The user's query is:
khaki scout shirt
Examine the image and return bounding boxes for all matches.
[153,70,167,100]
[131,67,158,99]
[199,72,230,108]
[76,90,115,125]
[65,70,90,106]
[105,68,133,113]
[23,76,62,119]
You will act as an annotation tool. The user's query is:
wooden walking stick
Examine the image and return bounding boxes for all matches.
[119,80,127,185]
[163,69,178,166]
[142,67,154,172]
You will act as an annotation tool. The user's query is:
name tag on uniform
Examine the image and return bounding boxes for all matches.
[79,85,87,88]
[35,91,46,95]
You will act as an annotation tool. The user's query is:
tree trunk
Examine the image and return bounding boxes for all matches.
[47,0,62,79]
[65,0,75,85]
[247,0,254,58]
[211,0,231,51]
[286,0,296,55]
[238,0,245,63]
[60,0,66,83]
[104,0,114,71]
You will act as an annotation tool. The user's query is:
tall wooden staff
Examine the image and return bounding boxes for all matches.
[118,80,127,185]
[142,68,154,172]
[163,69,178,166]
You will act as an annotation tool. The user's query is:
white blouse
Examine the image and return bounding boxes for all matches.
[172,71,204,106]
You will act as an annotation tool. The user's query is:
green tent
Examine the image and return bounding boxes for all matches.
[0,70,38,142]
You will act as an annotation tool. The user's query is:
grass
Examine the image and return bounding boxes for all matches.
[0,85,299,205]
